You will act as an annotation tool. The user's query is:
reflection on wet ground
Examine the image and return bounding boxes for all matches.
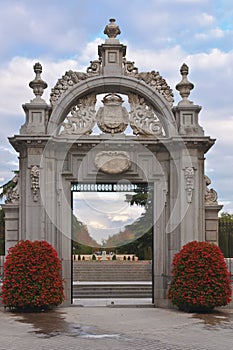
[10,307,233,339]
[192,310,233,330]
[11,309,120,339]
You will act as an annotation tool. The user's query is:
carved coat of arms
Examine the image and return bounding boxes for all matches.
[96,93,129,134]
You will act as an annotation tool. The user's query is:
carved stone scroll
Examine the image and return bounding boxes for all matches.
[204,175,218,205]
[123,58,138,75]
[95,151,131,174]
[60,94,96,135]
[184,167,194,203]
[87,60,102,75]
[128,93,164,136]
[31,165,40,202]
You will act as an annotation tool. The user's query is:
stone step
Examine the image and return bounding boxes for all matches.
[73,261,152,282]
[73,282,152,298]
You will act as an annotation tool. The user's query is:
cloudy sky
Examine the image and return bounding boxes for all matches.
[73,192,145,244]
[0,0,233,213]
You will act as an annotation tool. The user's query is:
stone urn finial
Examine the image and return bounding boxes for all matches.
[29,62,48,101]
[104,18,121,39]
[176,63,194,104]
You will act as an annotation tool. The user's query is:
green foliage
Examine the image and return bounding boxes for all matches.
[219,212,233,257]
[72,215,99,249]
[116,229,152,260]
[0,207,5,255]
[1,240,64,310]
[168,241,232,313]
[105,185,153,253]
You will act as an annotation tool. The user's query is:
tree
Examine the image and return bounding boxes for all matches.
[219,212,233,257]
[105,184,153,259]
[72,215,100,254]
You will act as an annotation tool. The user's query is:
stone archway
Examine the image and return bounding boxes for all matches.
[3,19,222,307]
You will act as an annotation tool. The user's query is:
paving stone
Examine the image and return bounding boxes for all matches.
[0,305,233,350]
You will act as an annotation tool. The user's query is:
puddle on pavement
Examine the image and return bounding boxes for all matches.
[192,310,233,330]
[10,309,120,339]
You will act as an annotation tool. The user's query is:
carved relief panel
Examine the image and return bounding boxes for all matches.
[59,92,165,137]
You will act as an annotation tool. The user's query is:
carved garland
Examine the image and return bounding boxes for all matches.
[31,165,40,202]
[184,167,195,203]
[50,70,89,106]
[124,61,174,107]
[50,63,174,108]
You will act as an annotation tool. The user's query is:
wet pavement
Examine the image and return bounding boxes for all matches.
[0,302,233,350]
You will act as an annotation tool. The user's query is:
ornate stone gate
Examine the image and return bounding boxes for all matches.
[3,19,222,307]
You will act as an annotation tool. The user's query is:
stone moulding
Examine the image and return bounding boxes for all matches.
[94,151,131,174]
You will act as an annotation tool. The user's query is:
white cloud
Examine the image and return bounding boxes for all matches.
[194,27,226,41]
[89,221,107,230]
[79,38,103,63]
[210,27,225,38]
[197,12,215,26]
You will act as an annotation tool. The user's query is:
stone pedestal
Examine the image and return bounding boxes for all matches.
[2,204,19,253]
[205,205,223,244]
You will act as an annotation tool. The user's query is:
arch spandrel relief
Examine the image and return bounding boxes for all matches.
[58,92,166,137]
[59,94,97,136]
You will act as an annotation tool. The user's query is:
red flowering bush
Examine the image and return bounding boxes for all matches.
[168,241,232,312]
[1,240,64,310]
